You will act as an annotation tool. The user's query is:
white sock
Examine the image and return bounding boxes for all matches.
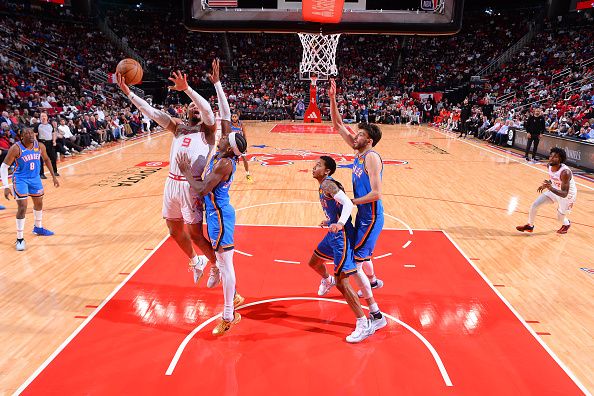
[246,171,250,176]
[362,260,377,282]
[216,250,236,321]
[369,303,379,314]
[563,217,570,226]
[16,218,25,239]
[528,194,553,226]
[557,211,570,226]
[191,254,207,270]
[33,210,42,228]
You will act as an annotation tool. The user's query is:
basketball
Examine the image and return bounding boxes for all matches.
[116,58,143,85]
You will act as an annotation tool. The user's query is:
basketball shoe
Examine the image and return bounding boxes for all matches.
[346,318,375,343]
[233,293,245,308]
[212,312,241,336]
[516,224,534,233]
[33,226,54,236]
[15,239,25,251]
[207,265,221,288]
[557,222,571,234]
[318,275,336,296]
[369,313,387,331]
[189,256,208,284]
[246,174,254,183]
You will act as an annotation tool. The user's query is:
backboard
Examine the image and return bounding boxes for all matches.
[183,0,464,35]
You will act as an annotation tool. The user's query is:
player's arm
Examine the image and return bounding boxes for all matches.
[39,143,59,187]
[116,73,175,133]
[544,170,571,198]
[1,145,21,199]
[352,152,382,205]
[169,71,216,127]
[322,180,354,233]
[328,79,355,147]
[176,152,231,197]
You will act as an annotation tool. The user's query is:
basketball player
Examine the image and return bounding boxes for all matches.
[516,147,577,234]
[310,156,385,342]
[326,78,385,296]
[1,127,59,251]
[177,131,248,336]
[116,68,217,282]
[230,113,253,183]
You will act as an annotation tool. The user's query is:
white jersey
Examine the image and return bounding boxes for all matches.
[168,130,212,179]
[548,164,577,200]
[162,125,213,224]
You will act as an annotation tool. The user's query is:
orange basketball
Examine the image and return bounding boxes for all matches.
[116,58,143,86]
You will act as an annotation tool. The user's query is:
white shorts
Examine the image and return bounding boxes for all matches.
[543,190,576,215]
[162,178,204,224]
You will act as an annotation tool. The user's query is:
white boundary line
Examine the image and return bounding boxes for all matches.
[430,127,594,192]
[235,250,253,257]
[441,230,592,396]
[274,259,301,264]
[164,296,454,387]
[14,235,170,396]
[374,253,392,260]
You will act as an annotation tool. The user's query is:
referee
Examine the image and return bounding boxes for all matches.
[524,107,545,162]
[35,112,59,178]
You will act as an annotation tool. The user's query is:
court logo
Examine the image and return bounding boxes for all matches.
[93,161,167,187]
[580,267,594,275]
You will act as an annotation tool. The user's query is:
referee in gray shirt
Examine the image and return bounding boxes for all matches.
[35,112,59,178]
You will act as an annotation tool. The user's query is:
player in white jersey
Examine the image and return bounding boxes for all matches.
[517,147,577,234]
[116,68,217,282]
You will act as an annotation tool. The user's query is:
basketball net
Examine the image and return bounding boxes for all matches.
[298,33,341,78]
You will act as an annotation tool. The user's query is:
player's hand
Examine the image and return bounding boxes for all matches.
[319,219,329,228]
[53,176,60,188]
[329,223,344,233]
[328,79,336,99]
[168,70,189,91]
[207,58,220,84]
[4,187,12,200]
[116,73,131,96]
[537,180,551,193]
[177,152,191,174]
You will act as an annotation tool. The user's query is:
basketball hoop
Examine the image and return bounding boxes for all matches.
[298,32,341,78]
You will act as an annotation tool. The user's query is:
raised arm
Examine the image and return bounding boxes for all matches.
[328,79,355,147]
[168,71,215,127]
[116,73,175,133]
[176,152,232,197]
[352,152,382,205]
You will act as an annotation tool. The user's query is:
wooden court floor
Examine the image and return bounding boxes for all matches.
[0,123,592,394]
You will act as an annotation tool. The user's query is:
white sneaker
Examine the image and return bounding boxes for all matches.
[346,319,375,343]
[369,314,387,331]
[357,278,384,297]
[317,275,336,296]
[207,265,221,288]
[189,256,208,284]
[16,239,25,251]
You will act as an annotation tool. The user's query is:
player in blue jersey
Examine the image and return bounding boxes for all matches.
[229,112,253,183]
[1,127,59,251]
[327,79,388,307]
[309,156,386,341]
[177,131,248,336]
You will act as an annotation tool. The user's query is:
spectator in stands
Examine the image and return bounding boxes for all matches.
[0,123,13,164]
[524,107,545,162]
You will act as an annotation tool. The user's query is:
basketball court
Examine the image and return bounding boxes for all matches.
[1,123,592,395]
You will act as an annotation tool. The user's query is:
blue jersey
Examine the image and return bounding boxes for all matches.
[352,150,384,219]
[204,155,236,212]
[14,141,42,179]
[319,177,350,225]
[230,121,243,134]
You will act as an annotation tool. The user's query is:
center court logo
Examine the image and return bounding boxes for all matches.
[245,147,408,167]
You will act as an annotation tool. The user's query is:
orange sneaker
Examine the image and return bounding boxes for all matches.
[516,224,534,233]
[233,293,245,308]
[557,223,570,234]
[212,312,241,336]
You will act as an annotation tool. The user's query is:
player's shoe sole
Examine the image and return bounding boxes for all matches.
[212,312,241,336]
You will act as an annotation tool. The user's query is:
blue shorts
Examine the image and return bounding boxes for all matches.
[314,223,357,276]
[354,212,384,262]
[206,205,235,251]
[12,176,44,200]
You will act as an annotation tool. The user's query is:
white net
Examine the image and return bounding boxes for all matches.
[298,33,341,78]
